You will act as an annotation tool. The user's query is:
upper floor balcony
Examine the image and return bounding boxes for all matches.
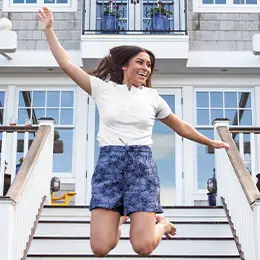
[81,0,189,67]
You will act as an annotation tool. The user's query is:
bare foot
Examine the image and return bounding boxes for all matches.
[119,215,129,226]
[156,215,176,239]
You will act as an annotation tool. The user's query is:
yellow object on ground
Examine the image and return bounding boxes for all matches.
[51,192,77,206]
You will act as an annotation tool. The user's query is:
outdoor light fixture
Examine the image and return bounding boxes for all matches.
[50,177,61,194]
[0,17,17,60]
[207,169,217,206]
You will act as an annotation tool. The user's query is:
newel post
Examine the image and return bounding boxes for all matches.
[213,118,230,206]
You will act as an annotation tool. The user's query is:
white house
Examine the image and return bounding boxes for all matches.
[1,0,260,258]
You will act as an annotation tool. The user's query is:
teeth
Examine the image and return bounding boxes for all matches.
[138,72,147,76]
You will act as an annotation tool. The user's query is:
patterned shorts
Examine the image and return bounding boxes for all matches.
[90,145,163,216]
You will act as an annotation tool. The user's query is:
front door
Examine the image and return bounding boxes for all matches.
[86,88,183,206]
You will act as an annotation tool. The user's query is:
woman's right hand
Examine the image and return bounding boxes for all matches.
[37,7,53,32]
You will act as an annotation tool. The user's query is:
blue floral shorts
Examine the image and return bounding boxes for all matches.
[90,145,163,216]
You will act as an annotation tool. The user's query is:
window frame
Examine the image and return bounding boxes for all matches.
[193,0,260,13]
[3,0,77,12]
[193,88,254,194]
[16,86,76,177]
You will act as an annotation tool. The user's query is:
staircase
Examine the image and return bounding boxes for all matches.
[27,205,241,260]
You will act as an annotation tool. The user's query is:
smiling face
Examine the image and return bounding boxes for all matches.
[122,51,152,88]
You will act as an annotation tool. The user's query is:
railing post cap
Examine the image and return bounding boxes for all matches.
[38,117,56,126]
[213,118,230,127]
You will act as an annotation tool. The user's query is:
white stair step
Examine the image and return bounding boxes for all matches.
[35,221,232,238]
[28,238,238,256]
[41,206,227,222]
[27,256,241,260]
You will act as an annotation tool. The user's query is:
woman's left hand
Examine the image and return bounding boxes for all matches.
[210,140,230,150]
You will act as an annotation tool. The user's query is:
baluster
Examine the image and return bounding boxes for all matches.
[0,132,7,196]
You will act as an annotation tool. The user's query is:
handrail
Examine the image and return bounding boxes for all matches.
[229,127,260,134]
[0,126,38,133]
[6,126,50,203]
[217,126,260,205]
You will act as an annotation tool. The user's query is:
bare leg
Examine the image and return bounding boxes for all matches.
[129,212,176,256]
[90,208,128,257]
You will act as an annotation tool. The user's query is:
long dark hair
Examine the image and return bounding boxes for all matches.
[89,45,155,88]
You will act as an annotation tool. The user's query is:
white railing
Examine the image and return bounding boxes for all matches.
[214,119,260,260]
[0,119,55,260]
[0,126,37,196]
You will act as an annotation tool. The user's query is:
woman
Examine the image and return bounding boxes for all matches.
[37,7,230,257]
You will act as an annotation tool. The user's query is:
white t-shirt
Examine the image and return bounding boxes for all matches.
[90,76,172,146]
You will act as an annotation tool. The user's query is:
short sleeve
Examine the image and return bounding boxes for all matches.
[155,94,172,119]
[90,75,109,101]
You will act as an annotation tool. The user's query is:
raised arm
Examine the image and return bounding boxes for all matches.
[37,7,92,95]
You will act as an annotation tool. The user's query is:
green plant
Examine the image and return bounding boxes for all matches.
[103,0,121,19]
[148,1,173,18]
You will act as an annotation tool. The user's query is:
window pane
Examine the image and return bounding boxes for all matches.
[216,0,226,3]
[26,0,37,3]
[47,91,60,107]
[60,109,73,125]
[53,129,73,172]
[46,109,59,125]
[196,92,209,108]
[18,109,31,125]
[247,0,257,3]
[225,92,237,108]
[0,92,5,108]
[203,0,214,3]
[197,109,210,125]
[152,95,176,205]
[211,109,223,122]
[61,91,74,107]
[225,109,238,125]
[233,0,244,3]
[19,91,32,107]
[33,109,45,122]
[210,92,223,108]
[239,110,252,125]
[44,0,55,2]
[13,0,24,3]
[197,129,215,189]
[238,92,251,108]
[33,91,45,107]
[57,0,68,3]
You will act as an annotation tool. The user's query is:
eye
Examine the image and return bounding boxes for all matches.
[137,60,142,65]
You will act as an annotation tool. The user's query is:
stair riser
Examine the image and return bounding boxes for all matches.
[29,239,238,256]
[27,257,241,260]
[41,208,227,221]
[35,223,232,238]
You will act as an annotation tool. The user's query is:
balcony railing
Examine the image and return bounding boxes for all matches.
[82,0,187,35]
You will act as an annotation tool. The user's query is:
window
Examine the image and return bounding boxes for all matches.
[0,92,5,125]
[3,0,77,12]
[193,0,260,12]
[17,90,75,174]
[195,90,253,190]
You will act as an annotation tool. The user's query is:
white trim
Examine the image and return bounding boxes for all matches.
[86,97,96,205]
[0,51,82,68]
[2,0,77,12]
[193,0,260,13]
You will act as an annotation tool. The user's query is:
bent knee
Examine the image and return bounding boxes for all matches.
[91,241,117,257]
[131,240,155,256]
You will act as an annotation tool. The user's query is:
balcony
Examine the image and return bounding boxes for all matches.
[81,0,189,69]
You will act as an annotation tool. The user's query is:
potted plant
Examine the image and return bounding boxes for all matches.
[101,0,121,33]
[148,1,173,33]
